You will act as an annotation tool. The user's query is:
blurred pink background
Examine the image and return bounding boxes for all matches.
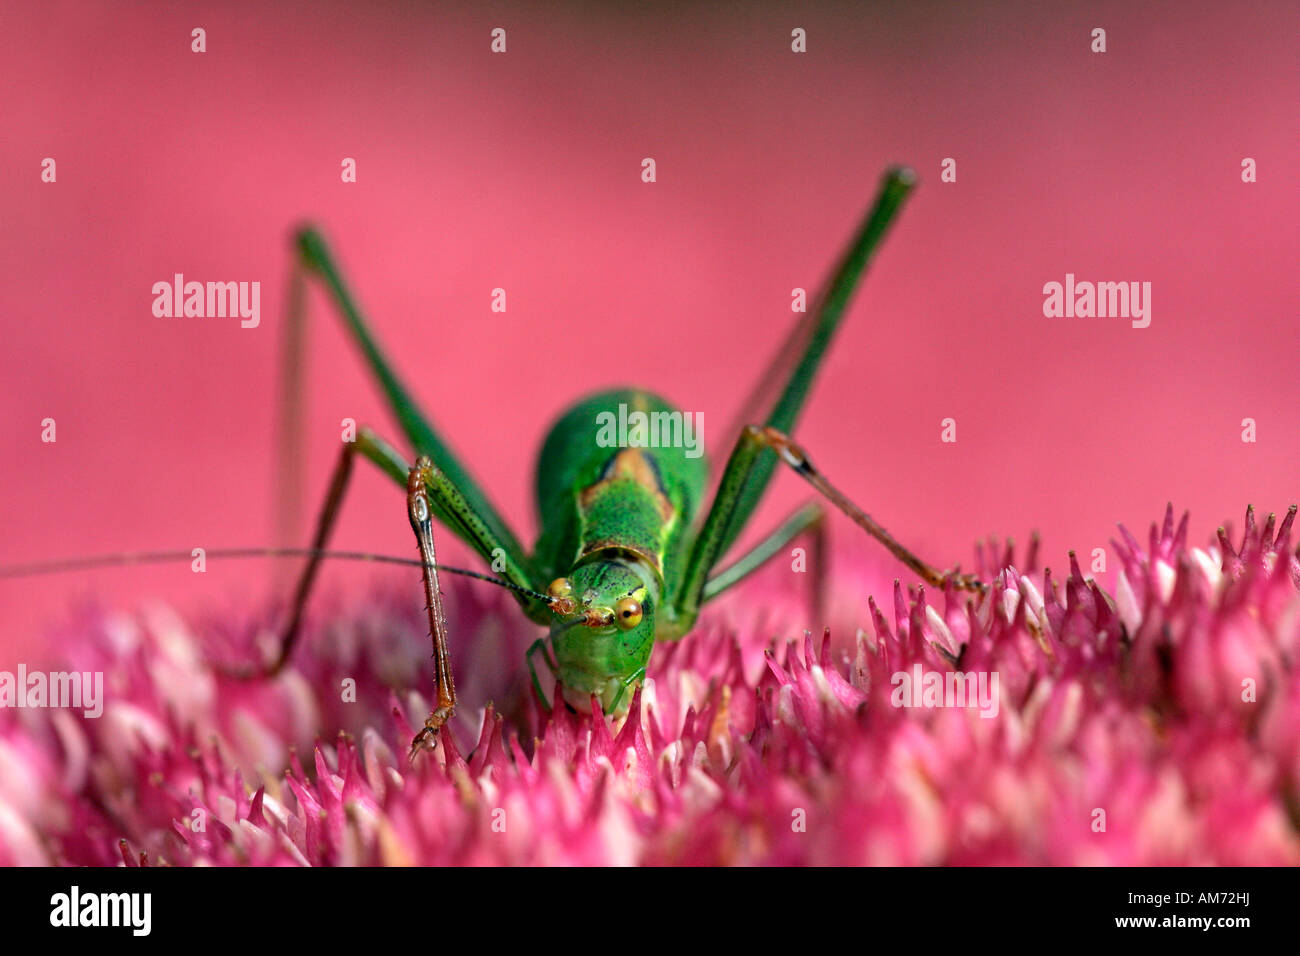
[2,1,1297,660]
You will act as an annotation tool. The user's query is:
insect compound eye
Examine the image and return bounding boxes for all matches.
[614,597,643,630]
[548,578,573,600]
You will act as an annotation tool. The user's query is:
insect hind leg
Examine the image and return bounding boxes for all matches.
[750,426,983,594]
[221,425,409,679]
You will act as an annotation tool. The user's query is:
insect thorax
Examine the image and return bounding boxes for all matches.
[532,388,708,616]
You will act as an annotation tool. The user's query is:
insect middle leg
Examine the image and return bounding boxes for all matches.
[701,501,827,615]
[678,425,982,630]
[525,638,558,708]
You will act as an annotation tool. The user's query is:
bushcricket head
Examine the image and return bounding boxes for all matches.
[545,557,657,715]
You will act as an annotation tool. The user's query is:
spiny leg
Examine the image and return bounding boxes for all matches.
[407,454,550,620]
[406,459,456,757]
[403,455,568,753]
[226,426,410,678]
[239,422,552,681]
[679,424,980,629]
[752,426,981,592]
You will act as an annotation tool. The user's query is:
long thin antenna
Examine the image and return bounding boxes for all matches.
[0,547,556,606]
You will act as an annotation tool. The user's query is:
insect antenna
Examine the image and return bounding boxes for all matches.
[0,547,557,606]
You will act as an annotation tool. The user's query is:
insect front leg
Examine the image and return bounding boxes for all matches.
[700,500,826,614]
[406,460,456,758]
[525,638,558,710]
[404,456,556,756]
[607,666,646,716]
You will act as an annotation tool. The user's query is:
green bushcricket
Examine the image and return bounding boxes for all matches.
[251,166,981,756]
[0,168,981,754]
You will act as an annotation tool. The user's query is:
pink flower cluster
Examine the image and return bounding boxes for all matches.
[2,506,1297,865]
